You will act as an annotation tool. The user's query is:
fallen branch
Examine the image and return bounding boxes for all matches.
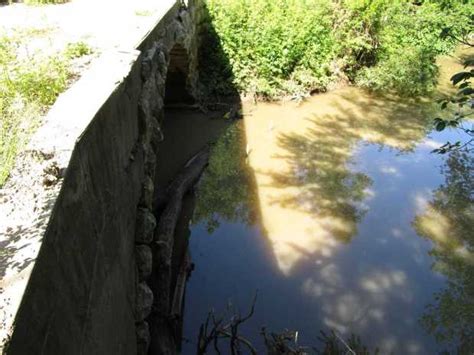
[195,293,377,355]
[170,250,193,318]
[149,147,210,355]
[151,147,210,316]
[197,292,258,355]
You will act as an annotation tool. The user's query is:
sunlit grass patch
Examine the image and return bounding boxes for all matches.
[135,9,153,17]
[23,0,68,5]
[0,98,42,185]
[0,33,92,186]
[64,41,93,59]
[14,26,55,38]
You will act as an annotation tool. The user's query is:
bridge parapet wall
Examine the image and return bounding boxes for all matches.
[6,1,205,354]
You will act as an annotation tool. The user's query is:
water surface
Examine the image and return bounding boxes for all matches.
[183,54,473,354]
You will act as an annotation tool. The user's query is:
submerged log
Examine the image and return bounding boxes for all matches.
[152,147,208,315]
[171,250,193,318]
[149,147,209,354]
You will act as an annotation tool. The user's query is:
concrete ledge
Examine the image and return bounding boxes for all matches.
[31,49,140,156]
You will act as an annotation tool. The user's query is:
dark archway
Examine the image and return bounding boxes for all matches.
[148,5,244,354]
[164,43,194,105]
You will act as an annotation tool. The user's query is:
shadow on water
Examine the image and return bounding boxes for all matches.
[191,122,262,235]
[152,0,244,196]
[147,1,257,353]
[183,70,474,352]
[179,41,468,355]
[166,0,263,241]
[182,88,443,353]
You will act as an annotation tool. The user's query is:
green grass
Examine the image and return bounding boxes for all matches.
[134,9,153,17]
[23,0,68,5]
[201,0,473,99]
[0,0,69,4]
[0,34,92,186]
[64,41,93,59]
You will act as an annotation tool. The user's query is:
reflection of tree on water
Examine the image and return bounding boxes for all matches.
[413,151,474,353]
[186,91,449,352]
[264,93,438,241]
[244,91,435,274]
[192,122,254,233]
[268,118,373,243]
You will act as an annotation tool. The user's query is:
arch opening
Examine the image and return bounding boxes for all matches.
[164,43,194,105]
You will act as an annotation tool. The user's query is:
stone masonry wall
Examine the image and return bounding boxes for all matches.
[6,1,204,354]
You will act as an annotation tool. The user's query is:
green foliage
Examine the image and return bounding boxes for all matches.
[356,1,472,95]
[201,0,472,99]
[203,0,337,99]
[23,0,68,5]
[0,32,75,186]
[64,41,93,59]
[356,47,440,95]
[134,9,153,17]
[431,43,473,153]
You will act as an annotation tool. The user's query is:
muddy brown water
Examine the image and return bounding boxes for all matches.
[161,52,473,354]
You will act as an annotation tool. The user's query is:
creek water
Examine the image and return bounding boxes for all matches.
[179,52,473,354]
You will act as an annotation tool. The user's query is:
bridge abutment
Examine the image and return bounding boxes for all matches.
[5,1,209,354]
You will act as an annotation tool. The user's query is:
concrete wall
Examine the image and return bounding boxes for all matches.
[6,1,205,354]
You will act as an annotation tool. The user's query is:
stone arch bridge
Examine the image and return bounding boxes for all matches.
[5,1,215,354]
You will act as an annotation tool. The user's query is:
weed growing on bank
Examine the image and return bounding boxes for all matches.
[201,0,473,99]
[135,9,153,17]
[0,34,92,185]
[23,0,68,5]
[0,0,68,4]
[64,41,92,59]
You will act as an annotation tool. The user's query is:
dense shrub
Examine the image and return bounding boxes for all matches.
[354,0,472,95]
[202,0,338,99]
[201,0,473,99]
